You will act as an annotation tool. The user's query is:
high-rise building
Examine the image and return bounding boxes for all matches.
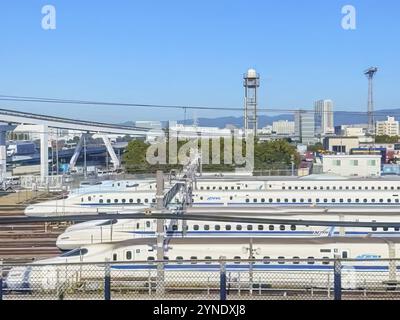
[375,116,399,137]
[295,110,316,145]
[314,100,334,136]
[272,120,295,135]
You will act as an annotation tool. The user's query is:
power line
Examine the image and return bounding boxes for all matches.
[0,94,399,116]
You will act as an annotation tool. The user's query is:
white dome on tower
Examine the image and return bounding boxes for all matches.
[247,68,257,78]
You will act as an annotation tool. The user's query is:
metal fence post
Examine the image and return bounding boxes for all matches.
[334,259,342,301]
[220,258,227,301]
[104,260,111,301]
[0,259,3,301]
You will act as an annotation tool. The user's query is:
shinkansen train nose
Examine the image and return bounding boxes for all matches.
[5,266,32,291]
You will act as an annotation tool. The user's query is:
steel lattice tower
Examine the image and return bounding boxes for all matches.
[243,69,260,137]
[364,67,378,135]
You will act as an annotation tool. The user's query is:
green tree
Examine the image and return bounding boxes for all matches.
[375,135,400,144]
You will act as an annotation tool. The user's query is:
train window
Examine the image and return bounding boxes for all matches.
[292,199,296,203]
[200,186,204,190]
[236,225,243,231]
[253,199,258,203]
[322,257,330,265]
[212,187,216,190]
[333,187,336,190]
[147,257,155,262]
[219,187,222,190]
[383,227,389,232]
[206,187,210,190]
[231,187,234,190]
[172,225,178,231]
[81,197,84,203]
[320,249,331,253]
[176,256,184,264]
[246,199,250,203]
[278,257,285,265]
[237,187,240,190]
[291,225,296,231]
[99,199,104,204]
[269,225,275,231]
[372,187,375,190]
[352,187,356,190]
[314,187,318,190]
[288,187,292,190]
[332,199,336,203]
[234,256,241,264]
[308,199,312,203]
[215,225,221,231]
[114,199,119,203]
[261,198,265,203]
[137,199,141,204]
[282,186,286,190]
[145,199,149,203]
[277,199,281,203]
[229,196,233,201]
[307,187,311,190]
[247,225,253,231]
[146,221,151,228]
[301,187,305,190]
[293,257,300,265]
[323,199,328,203]
[152,199,156,203]
[365,187,369,190]
[378,187,382,190]
[345,186,349,190]
[164,257,169,261]
[88,196,92,201]
[340,199,344,203]
[347,199,352,203]
[395,227,400,232]
[396,199,400,203]
[199,196,203,201]
[355,199,360,203]
[363,199,368,203]
[190,256,198,264]
[263,256,270,264]
[204,225,210,231]
[126,251,132,260]
[226,225,232,231]
[269,199,273,203]
[342,251,349,259]
[320,187,324,190]
[316,199,320,203]
[225,187,229,190]
[284,199,289,203]
[107,199,111,204]
[300,199,305,203]
[379,199,384,203]
[295,187,298,190]
[372,226,377,232]
[205,256,212,264]
[122,199,126,203]
[371,199,376,203]
[280,225,285,231]
[339,187,343,190]
[358,187,362,190]
[113,253,117,261]
[388,199,392,203]
[136,222,140,229]
[258,225,264,231]
[129,199,134,203]
[193,225,200,231]
[385,187,388,190]
[326,187,330,190]
[307,257,315,265]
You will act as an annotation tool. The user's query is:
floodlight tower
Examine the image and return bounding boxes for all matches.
[364,67,378,135]
[243,69,260,137]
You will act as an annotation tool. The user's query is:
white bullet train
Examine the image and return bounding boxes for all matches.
[24,180,268,217]
[5,237,400,291]
[25,187,400,217]
[55,213,400,251]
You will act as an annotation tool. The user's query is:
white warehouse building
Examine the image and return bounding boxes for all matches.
[272,120,295,135]
[322,155,381,177]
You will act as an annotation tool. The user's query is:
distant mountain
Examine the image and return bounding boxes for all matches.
[121,108,400,129]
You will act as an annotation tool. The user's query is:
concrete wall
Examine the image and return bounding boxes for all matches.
[322,155,381,177]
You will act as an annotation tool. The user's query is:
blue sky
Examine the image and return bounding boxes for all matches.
[0,0,399,123]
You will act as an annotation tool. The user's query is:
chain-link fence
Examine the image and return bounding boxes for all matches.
[1,259,400,300]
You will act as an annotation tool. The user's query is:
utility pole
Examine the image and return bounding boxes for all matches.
[156,170,165,295]
[364,67,378,136]
[83,134,87,179]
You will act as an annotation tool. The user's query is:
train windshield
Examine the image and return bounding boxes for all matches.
[60,248,89,257]
[98,219,118,226]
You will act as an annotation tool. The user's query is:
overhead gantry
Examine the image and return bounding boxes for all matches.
[0,107,160,182]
